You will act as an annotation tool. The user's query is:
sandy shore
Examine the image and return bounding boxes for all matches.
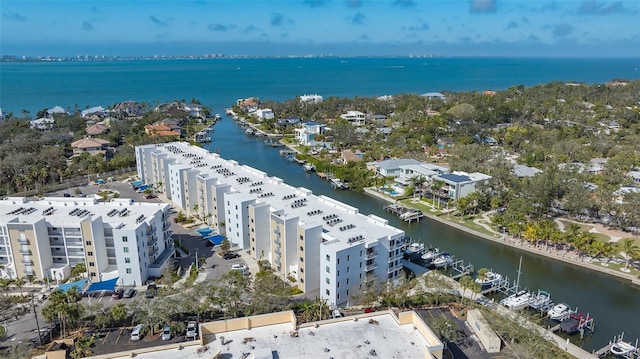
[363,188,640,286]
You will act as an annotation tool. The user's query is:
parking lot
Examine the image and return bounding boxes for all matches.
[87,325,197,356]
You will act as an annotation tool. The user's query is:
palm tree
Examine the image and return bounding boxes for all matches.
[617,238,640,271]
[70,335,94,359]
[458,275,473,306]
[12,277,26,296]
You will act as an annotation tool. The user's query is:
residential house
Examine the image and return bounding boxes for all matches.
[421,92,446,100]
[237,97,259,112]
[513,164,542,178]
[299,94,323,103]
[46,105,68,116]
[368,159,422,178]
[167,107,189,119]
[86,123,109,136]
[340,111,366,125]
[395,163,450,186]
[295,121,325,146]
[183,103,205,118]
[114,101,144,118]
[71,137,110,157]
[277,115,302,128]
[30,117,55,131]
[341,150,363,164]
[255,108,275,121]
[144,124,181,138]
[81,106,106,119]
[588,158,608,175]
[154,118,184,135]
[627,168,640,184]
[370,114,387,124]
[432,171,492,202]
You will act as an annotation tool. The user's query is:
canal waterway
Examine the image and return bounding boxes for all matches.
[205,116,640,352]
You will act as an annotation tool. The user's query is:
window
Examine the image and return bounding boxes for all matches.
[337,282,340,288]
[87,251,93,256]
[300,257,304,262]
[347,255,350,261]
[85,241,92,246]
[89,262,95,267]
[359,262,362,268]
[126,268,132,274]
[347,278,350,285]
[326,278,330,284]
[360,250,363,256]
[300,246,304,251]
[337,293,340,299]
[123,247,129,253]
[122,236,128,242]
[325,266,330,273]
[300,268,304,273]
[347,266,350,273]
[325,289,330,296]
[337,258,340,265]
[326,255,330,261]
[90,272,96,277]
[337,270,340,277]
[301,279,304,283]
[125,257,131,264]
[299,235,303,240]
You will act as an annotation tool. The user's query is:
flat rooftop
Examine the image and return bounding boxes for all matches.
[96,311,440,359]
[0,197,169,229]
[147,142,404,249]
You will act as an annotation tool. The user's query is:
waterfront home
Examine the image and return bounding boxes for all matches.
[513,164,542,178]
[395,163,450,186]
[299,94,323,103]
[71,137,110,157]
[153,118,184,135]
[277,115,302,128]
[341,150,363,164]
[368,158,422,178]
[114,100,145,118]
[46,105,68,116]
[340,110,366,125]
[431,171,492,202]
[183,103,205,118]
[237,97,260,112]
[295,121,325,145]
[255,108,275,121]
[86,123,109,136]
[80,105,106,118]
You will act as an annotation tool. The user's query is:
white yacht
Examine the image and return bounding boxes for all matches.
[404,242,424,255]
[303,163,316,172]
[421,248,440,261]
[432,253,453,268]
[500,290,531,310]
[474,271,502,288]
[547,303,573,321]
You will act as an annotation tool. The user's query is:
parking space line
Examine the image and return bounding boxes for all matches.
[102,331,110,345]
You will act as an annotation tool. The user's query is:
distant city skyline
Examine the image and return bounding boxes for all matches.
[2,0,639,58]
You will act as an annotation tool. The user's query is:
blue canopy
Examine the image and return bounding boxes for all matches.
[206,234,225,245]
[57,279,87,293]
[86,277,119,292]
[196,227,214,236]
[131,180,143,187]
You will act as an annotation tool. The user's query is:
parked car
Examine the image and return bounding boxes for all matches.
[186,321,198,339]
[230,264,249,276]
[161,324,172,341]
[111,289,123,299]
[145,194,157,199]
[145,284,157,298]
[123,288,135,298]
[223,252,240,260]
[130,324,144,341]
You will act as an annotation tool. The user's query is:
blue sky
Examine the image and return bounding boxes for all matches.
[1,1,639,57]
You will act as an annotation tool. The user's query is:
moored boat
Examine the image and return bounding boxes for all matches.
[547,303,573,321]
[500,290,530,310]
[432,253,453,268]
[610,338,636,357]
[215,113,222,120]
[245,128,255,135]
[474,271,503,288]
[420,247,440,261]
[303,163,316,172]
[405,242,425,255]
[331,178,347,190]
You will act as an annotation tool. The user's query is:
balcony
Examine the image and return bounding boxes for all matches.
[274,237,281,246]
[365,251,378,260]
[17,238,29,245]
[149,247,158,257]
[67,250,84,257]
[66,239,83,247]
[388,263,402,273]
[275,247,281,256]
[366,263,377,272]
[21,258,33,265]
[24,268,35,276]
[19,248,31,255]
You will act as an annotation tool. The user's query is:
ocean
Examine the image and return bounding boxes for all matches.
[1,57,639,115]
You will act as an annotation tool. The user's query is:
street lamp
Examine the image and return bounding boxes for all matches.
[195,251,199,272]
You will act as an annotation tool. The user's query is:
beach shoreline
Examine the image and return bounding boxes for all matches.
[362,187,640,286]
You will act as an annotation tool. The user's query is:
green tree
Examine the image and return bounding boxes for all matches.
[70,335,94,359]
[220,239,231,254]
[617,238,640,271]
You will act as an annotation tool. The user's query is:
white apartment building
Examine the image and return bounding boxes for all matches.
[0,197,172,286]
[135,142,407,307]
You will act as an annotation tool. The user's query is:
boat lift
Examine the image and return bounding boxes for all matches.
[595,332,639,358]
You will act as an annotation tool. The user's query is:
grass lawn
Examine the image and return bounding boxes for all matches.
[558,219,594,233]
[399,198,444,215]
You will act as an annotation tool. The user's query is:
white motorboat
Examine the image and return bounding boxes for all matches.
[474,271,502,288]
[405,242,425,255]
[245,128,255,135]
[215,113,222,120]
[330,178,347,190]
[610,340,636,357]
[303,163,316,172]
[500,290,530,310]
[528,290,552,309]
[547,303,573,321]
[421,248,440,261]
[432,253,453,268]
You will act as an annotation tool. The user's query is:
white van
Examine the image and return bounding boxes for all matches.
[130,324,144,341]
[230,264,249,276]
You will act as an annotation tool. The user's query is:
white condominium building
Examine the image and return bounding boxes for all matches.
[135,142,408,307]
[0,197,172,286]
